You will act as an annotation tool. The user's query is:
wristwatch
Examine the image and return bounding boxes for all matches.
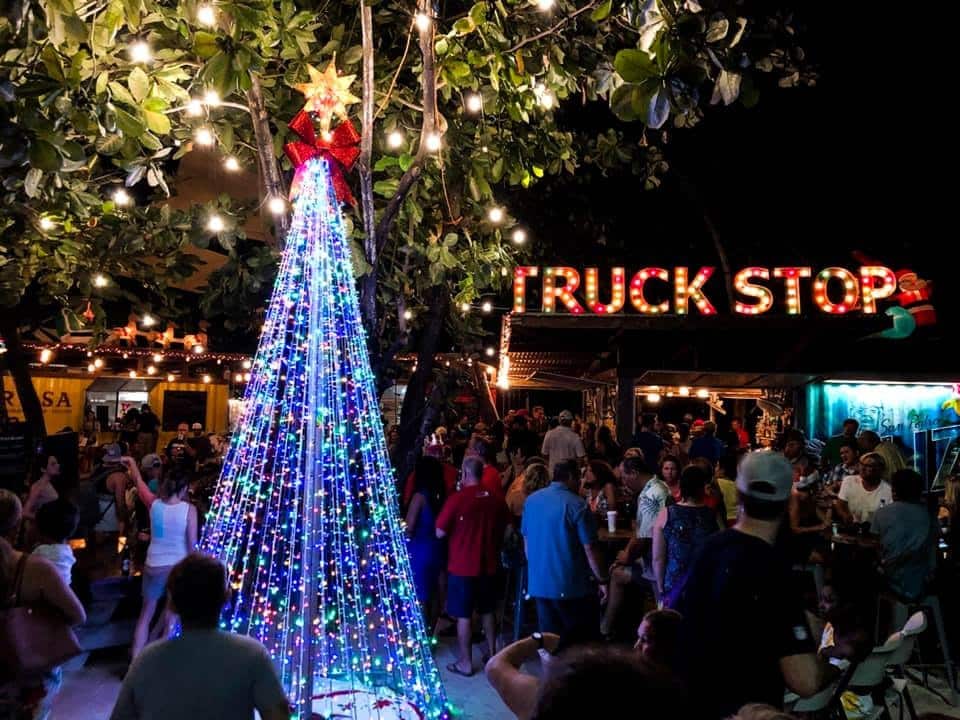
[531,632,544,650]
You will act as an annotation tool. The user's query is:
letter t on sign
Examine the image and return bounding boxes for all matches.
[512,267,539,313]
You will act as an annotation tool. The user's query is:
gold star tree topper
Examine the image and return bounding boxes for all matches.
[293,60,360,133]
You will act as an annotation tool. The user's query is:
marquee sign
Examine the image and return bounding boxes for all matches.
[511,265,903,317]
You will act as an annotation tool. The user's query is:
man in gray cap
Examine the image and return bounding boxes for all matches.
[672,451,838,719]
[540,410,586,475]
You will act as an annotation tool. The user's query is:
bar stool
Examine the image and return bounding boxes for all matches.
[876,591,958,705]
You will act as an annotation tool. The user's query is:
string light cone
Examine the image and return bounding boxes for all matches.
[200,153,450,719]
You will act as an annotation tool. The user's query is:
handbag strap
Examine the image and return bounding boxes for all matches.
[11,552,28,607]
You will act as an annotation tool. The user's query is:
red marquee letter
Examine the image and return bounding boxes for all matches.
[629,268,670,314]
[674,267,716,315]
[734,267,773,315]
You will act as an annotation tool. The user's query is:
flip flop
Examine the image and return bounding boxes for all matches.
[446,662,475,678]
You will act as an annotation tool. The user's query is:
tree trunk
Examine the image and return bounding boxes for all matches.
[0,313,46,440]
[358,0,378,335]
[396,289,449,481]
[246,73,289,247]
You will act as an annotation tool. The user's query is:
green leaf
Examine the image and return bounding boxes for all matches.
[142,96,168,113]
[114,106,146,137]
[122,0,143,29]
[706,15,730,43]
[95,71,109,96]
[139,132,163,151]
[25,168,43,198]
[61,141,85,161]
[109,80,137,108]
[469,2,488,25]
[143,110,171,135]
[610,83,641,121]
[64,14,88,43]
[194,31,220,59]
[374,178,399,197]
[201,52,232,95]
[128,67,150,102]
[591,0,612,21]
[435,38,449,56]
[342,45,362,65]
[95,134,124,155]
[443,233,458,247]
[491,157,504,182]
[29,139,61,171]
[373,155,398,171]
[453,17,476,36]
[446,61,471,79]
[398,153,414,172]
[614,48,658,83]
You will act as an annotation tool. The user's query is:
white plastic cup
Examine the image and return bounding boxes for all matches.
[606,511,618,533]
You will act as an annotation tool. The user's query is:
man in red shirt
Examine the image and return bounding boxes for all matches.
[436,456,508,677]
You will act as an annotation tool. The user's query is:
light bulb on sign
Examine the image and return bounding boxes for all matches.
[113,189,132,207]
[203,89,221,107]
[223,156,240,172]
[488,207,504,224]
[415,13,431,31]
[511,228,527,245]
[194,127,215,146]
[93,274,109,288]
[267,196,287,215]
[197,4,216,26]
[425,132,442,152]
[465,94,483,114]
[386,130,404,149]
[129,41,152,64]
[142,314,156,327]
[39,217,55,231]
[207,215,225,233]
[186,99,204,117]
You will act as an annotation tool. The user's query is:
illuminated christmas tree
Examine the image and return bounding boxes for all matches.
[200,64,450,720]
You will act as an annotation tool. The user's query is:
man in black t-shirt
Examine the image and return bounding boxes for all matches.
[165,422,192,468]
[672,451,833,719]
[188,422,212,465]
[137,404,160,454]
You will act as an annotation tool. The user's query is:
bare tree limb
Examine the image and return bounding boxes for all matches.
[358,0,378,330]
[246,73,288,247]
[375,19,416,119]
[507,0,599,53]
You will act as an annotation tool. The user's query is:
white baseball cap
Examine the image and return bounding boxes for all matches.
[736,451,793,502]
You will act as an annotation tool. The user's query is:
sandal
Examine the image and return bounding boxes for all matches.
[446,662,475,678]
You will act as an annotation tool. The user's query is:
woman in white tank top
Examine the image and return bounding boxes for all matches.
[121,456,198,658]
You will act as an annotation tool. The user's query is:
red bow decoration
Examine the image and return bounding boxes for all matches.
[284,110,359,205]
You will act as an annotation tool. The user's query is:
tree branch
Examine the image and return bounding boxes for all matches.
[375,0,437,257]
[246,73,288,247]
[359,0,377,330]
[507,0,599,53]
[375,20,416,120]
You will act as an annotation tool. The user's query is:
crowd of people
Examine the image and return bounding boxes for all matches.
[2,400,958,719]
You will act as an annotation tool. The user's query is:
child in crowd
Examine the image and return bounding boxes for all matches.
[32,498,80,587]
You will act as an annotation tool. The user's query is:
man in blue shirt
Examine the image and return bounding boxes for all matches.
[689,421,725,466]
[631,413,663,467]
[521,460,607,644]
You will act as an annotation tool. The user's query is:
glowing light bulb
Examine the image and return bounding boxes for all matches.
[129,370,137,379]
[511,228,527,245]
[465,94,483,113]
[167,373,175,382]
[113,189,132,207]
[403,309,413,321]
[94,358,104,368]
[696,388,710,399]
[536,0,554,9]
[539,90,555,109]
[268,196,287,215]
[39,349,52,364]
[147,365,157,375]
[242,359,252,369]
[415,13,431,31]
[93,274,109,288]
[386,130,404,149]
[39,217,55,231]
[142,314,156,328]
[194,127,215,146]
[204,89,221,107]
[193,344,205,354]
[460,302,471,313]
[207,215,225,233]
[197,4,216,26]
[224,156,240,171]
[87,363,95,373]
[488,207,504,223]
[678,386,691,397]
[152,353,163,363]
[203,374,212,383]
[485,347,496,357]
[647,392,661,403]
[425,132,441,152]
[129,40,152,64]
[481,300,493,313]
[186,99,204,117]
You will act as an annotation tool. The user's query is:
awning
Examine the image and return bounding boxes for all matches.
[86,377,161,394]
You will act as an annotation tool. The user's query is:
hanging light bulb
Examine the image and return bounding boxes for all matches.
[207,215,225,233]
[425,132,442,152]
[539,89,555,109]
[39,349,52,364]
[152,353,163,363]
[647,392,661,403]
[386,130,404,149]
[113,188,132,207]
[460,302,471,313]
[166,373,176,382]
[202,374,212,384]
[487,207,504,223]
[93,274,109,288]
[485,347,496,357]
[415,13,431,31]
[403,309,413,321]
[203,89,221,107]
[141,314,156,328]
[223,156,240,171]
[87,363,96,373]
[186,99,204,117]
[147,365,157,375]
[129,40,152,63]
[678,386,691,397]
[242,358,252,369]
[129,370,138,379]
[267,196,287,215]
[39,217,55,231]
[696,388,710,399]
[94,358,104,368]
[481,300,493,313]
[511,228,527,245]
[193,344,205,354]
[465,94,483,113]
[194,127,215,146]
[536,0,554,9]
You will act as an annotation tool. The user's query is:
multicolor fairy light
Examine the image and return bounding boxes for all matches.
[200,155,450,719]
[813,267,859,314]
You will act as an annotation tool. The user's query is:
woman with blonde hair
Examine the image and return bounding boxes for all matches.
[506,462,550,517]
